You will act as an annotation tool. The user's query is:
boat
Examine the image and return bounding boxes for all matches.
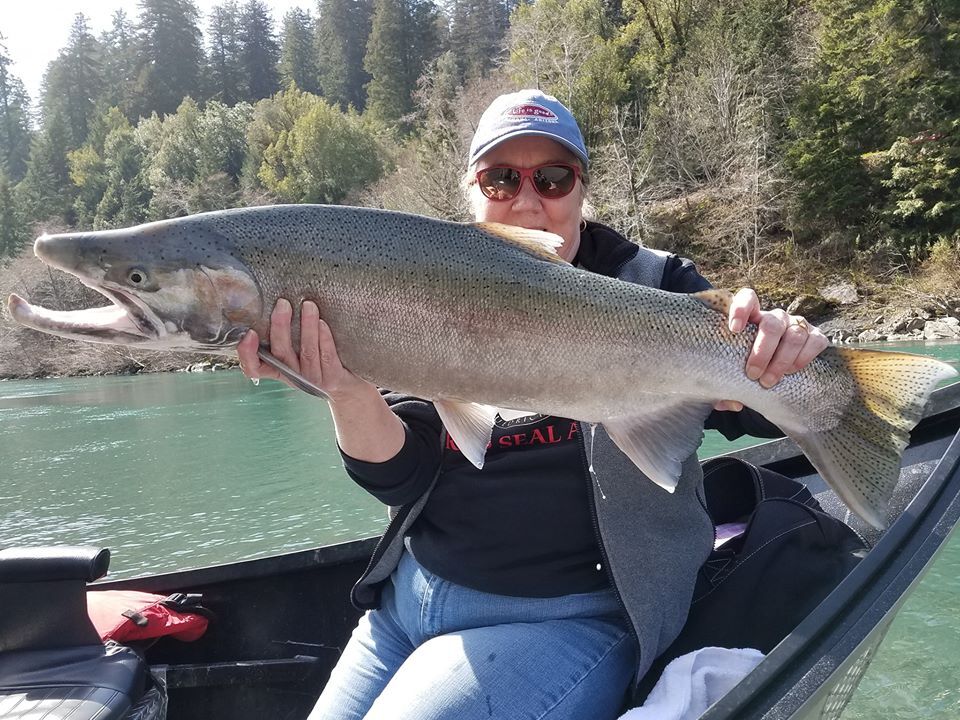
[2,380,959,720]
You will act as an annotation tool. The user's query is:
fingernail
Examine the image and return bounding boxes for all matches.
[277,298,291,311]
[746,366,762,381]
[759,373,777,388]
[729,318,744,333]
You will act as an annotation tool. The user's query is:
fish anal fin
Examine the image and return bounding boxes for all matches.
[474,223,569,264]
[692,289,735,315]
[603,402,714,492]
[434,399,498,469]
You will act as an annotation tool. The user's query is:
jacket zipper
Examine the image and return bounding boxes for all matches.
[577,429,644,681]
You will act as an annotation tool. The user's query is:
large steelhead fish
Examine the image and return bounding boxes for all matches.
[8,205,956,528]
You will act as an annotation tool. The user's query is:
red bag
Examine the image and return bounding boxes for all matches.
[87,589,210,643]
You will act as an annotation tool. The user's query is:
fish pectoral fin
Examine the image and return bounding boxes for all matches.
[257,349,330,400]
[434,399,498,469]
[603,402,714,492]
[474,223,569,264]
[497,408,538,421]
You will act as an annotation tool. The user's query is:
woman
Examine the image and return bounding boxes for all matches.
[237,90,828,720]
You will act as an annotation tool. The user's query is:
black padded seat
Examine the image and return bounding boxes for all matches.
[0,547,149,720]
[0,642,145,720]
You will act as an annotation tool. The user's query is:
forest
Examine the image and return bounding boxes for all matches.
[0,0,958,376]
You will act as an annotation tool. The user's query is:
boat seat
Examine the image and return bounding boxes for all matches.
[0,547,147,720]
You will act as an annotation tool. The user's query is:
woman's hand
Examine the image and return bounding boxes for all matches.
[714,288,829,412]
[236,298,374,402]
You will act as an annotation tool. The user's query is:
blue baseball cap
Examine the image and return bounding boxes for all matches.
[468,90,589,168]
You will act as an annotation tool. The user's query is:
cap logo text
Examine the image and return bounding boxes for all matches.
[505,103,558,122]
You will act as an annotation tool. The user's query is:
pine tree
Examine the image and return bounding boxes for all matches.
[135,0,205,116]
[207,2,245,105]
[279,8,320,94]
[315,0,373,110]
[239,0,281,101]
[0,34,32,182]
[364,0,440,125]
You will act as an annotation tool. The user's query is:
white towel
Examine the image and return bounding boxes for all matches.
[619,647,765,720]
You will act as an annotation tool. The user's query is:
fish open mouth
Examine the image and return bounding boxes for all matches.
[7,285,163,344]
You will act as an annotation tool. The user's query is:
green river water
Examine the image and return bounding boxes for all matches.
[2,339,958,717]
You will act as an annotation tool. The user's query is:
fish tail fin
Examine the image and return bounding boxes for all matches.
[791,348,956,530]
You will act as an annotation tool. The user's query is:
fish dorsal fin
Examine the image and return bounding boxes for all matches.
[693,288,735,315]
[474,222,569,264]
[603,401,715,492]
[434,399,498,469]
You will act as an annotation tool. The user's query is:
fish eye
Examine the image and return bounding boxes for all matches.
[127,268,148,286]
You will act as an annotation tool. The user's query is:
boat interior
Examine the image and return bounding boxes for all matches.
[1,381,958,720]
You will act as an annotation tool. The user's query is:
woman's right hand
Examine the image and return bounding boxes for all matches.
[236,298,375,403]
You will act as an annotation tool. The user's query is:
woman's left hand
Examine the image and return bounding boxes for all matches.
[713,288,830,412]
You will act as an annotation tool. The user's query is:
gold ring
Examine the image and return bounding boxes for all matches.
[790,316,811,332]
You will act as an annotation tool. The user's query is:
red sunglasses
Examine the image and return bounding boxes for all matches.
[475,163,581,201]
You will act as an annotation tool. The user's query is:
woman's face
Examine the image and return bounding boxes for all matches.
[469,136,585,262]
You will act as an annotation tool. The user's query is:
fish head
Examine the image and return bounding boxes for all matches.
[7,218,263,353]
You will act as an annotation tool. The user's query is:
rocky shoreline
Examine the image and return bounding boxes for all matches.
[785,280,960,345]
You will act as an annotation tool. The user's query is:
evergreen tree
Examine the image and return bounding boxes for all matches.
[100,10,139,117]
[785,0,960,253]
[135,0,205,116]
[279,8,320,94]
[67,107,136,226]
[207,2,245,105]
[315,0,373,110]
[0,168,28,256]
[239,0,281,101]
[19,109,74,224]
[447,0,511,81]
[364,0,440,125]
[0,35,32,182]
[96,119,150,227]
[42,14,105,149]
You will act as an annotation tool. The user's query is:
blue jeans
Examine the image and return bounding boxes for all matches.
[309,548,637,720]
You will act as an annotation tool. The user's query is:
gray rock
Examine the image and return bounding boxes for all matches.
[857,329,882,343]
[943,316,960,327]
[787,294,831,318]
[905,317,927,333]
[923,321,960,340]
[819,281,859,305]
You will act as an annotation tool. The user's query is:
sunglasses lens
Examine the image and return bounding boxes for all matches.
[533,165,576,197]
[477,167,521,200]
